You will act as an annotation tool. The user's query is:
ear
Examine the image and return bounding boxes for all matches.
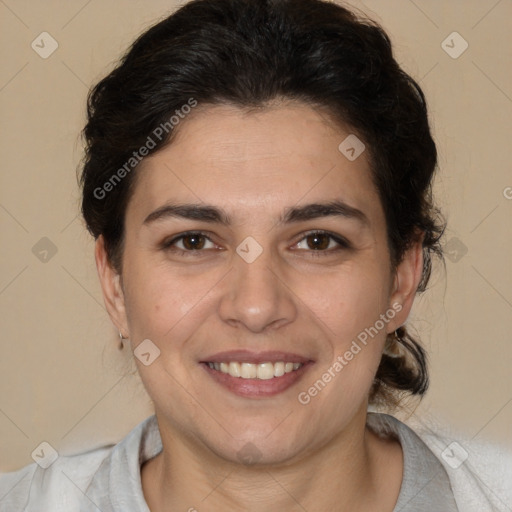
[95,235,129,337]
[387,234,424,333]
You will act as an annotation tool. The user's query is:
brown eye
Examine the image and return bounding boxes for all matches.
[163,232,216,252]
[305,233,331,250]
[181,233,207,250]
[294,231,350,253]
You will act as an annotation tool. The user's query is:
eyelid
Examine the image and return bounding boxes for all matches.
[161,230,218,251]
[160,229,351,254]
[292,230,351,251]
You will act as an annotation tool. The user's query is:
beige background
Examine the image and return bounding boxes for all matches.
[1,0,511,472]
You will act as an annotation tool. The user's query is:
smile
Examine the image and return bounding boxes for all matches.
[207,361,303,379]
[201,350,313,398]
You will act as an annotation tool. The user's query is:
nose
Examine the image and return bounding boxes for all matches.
[217,249,298,333]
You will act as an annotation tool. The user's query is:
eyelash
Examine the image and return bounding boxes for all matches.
[161,231,217,257]
[161,230,351,257]
[295,230,351,253]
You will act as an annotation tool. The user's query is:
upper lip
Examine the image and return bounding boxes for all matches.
[200,350,313,364]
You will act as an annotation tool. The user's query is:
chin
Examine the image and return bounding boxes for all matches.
[214,438,302,468]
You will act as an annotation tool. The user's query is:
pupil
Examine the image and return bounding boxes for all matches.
[183,234,204,250]
[308,233,329,250]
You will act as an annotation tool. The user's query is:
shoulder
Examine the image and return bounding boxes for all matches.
[0,444,113,512]
[0,415,159,512]
[368,412,512,511]
[407,416,512,512]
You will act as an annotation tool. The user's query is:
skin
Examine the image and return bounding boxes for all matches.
[95,102,424,511]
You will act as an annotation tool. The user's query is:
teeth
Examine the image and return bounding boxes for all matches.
[274,361,285,377]
[256,362,274,380]
[228,361,241,377]
[241,363,257,378]
[208,361,304,379]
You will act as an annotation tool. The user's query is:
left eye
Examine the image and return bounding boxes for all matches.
[294,232,347,251]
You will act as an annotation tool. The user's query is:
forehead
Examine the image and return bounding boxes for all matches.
[127,103,382,224]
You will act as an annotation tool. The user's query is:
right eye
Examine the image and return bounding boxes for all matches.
[162,231,218,254]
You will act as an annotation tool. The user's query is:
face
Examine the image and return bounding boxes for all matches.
[96,102,422,465]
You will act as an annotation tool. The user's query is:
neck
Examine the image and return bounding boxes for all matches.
[141,409,402,512]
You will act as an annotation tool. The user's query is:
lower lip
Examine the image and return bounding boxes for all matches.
[201,362,313,398]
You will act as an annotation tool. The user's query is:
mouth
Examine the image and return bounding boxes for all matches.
[206,361,303,379]
[200,351,314,398]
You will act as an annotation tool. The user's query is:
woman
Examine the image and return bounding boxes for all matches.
[1,0,510,510]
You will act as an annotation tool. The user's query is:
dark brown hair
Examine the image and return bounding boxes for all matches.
[80,0,445,405]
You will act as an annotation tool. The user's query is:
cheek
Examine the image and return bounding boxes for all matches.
[291,259,390,407]
[293,260,391,345]
[122,259,222,345]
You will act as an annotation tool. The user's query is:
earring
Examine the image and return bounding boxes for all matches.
[383,330,401,358]
[118,331,127,350]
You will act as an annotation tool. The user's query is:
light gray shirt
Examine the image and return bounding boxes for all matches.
[1,412,504,511]
[367,413,458,511]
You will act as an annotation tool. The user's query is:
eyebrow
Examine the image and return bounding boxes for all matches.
[143,203,231,225]
[281,200,369,227]
[142,200,370,228]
